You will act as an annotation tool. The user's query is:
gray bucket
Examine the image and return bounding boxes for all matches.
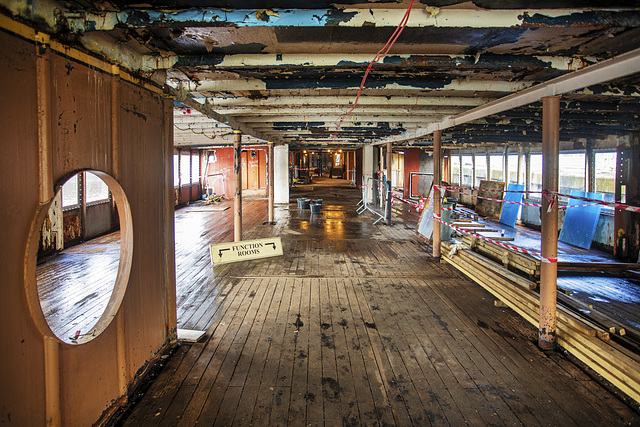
[310,202,322,214]
[297,198,310,209]
[312,199,322,206]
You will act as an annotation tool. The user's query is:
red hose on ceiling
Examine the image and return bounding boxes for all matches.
[333,0,416,142]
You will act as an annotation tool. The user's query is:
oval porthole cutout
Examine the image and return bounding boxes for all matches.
[26,170,133,344]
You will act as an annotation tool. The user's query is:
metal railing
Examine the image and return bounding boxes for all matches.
[357,177,391,225]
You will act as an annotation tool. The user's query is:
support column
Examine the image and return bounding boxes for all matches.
[234,130,242,242]
[386,141,393,224]
[274,144,290,204]
[433,131,442,258]
[162,96,177,345]
[586,139,595,193]
[539,95,560,350]
[517,145,523,185]
[268,141,275,223]
[363,144,374,203]
[503,145,509,184]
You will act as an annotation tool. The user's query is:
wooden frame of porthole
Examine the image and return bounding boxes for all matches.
[24,170,133,345]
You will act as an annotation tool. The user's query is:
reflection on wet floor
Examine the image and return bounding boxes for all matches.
[36,232,121,343]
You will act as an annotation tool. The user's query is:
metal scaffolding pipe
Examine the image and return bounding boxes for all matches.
[539,96,560,350]
[268,141,275,223]
[433,130,442,258]
[234,130,243,242]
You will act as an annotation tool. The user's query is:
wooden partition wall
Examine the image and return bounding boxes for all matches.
[0,20,176,425]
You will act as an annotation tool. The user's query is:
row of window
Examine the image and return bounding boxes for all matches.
[173,153,201,187]
[449,151,618,202]
[61,172,110,208]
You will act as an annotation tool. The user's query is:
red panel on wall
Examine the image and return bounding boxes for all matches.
[404,148,421,197]
[258,149,267,189]
[205,147,234,197]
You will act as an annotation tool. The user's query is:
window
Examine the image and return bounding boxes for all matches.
[559,152,586,197]
[173,154,179,187]
[180,151,190,185]
[450,155,460,185]
[489,155,503,181]
[529,154,542,198]
[191,153,200,184]
[334,152,342,167]
[595,151,616,204]
[508,154,519,184]
[62,174,79,208]
[474,154,487,187]
[461,155,473,187]
[85,172,109,203]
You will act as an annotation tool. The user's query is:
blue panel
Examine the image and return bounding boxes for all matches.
[499,183,524,228]
[559,191,603,249]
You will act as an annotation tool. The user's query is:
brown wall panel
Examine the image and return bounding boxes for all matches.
[0,28,172,425]
[51,53,112,178]
[0,29,47,427]
[117,80,168,382]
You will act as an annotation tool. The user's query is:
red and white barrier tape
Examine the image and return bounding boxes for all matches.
[436,185,603,210]
[433,213,557,263]
[436,186,542,207]
[543,189,640,213]
[435,184,541,194]
[392,194,419,209]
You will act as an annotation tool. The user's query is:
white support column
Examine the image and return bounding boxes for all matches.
[363,144,374,203]
[274,144,290,204]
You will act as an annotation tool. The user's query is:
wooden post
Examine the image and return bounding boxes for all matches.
[234,130,242,242]
[503,145,509,184]
[433,131,442,258]
[586,139,595,193]
[525,144,531,199]
[517,145,523,185]
[268,141,274,223]
[540,95,560,350]
[386,141,393,224]
[163,97,177,344]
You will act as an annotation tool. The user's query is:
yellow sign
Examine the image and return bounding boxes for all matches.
[209,237,283,265]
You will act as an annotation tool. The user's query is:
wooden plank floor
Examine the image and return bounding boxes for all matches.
[119,178,640,426]
[36,231,121,342]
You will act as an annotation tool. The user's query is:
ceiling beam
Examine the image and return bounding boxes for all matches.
[202,96,488,108]
[179,78,533,93]
[151,53,595,72]
[209,107,469,116]
[65,8,640,32]
[376,46,640,145]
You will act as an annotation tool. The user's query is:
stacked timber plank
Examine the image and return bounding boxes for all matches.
[442,241,640,404]
[463,235,541,282]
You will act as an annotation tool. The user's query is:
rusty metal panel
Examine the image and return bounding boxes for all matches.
[39,192,63,254]
[63,208,82,244]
